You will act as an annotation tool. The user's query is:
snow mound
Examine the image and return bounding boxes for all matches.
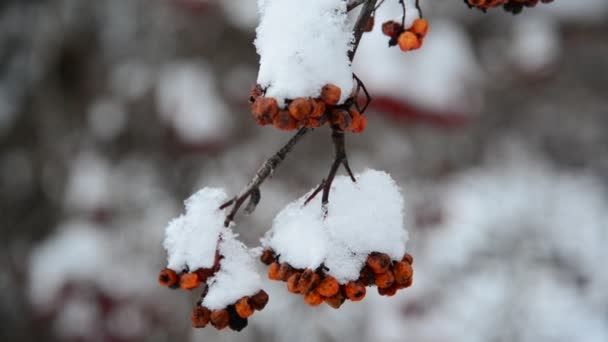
[163,188,227,271]
[264,169,409,283]
[255,0,354,106]
[203,229,263,310]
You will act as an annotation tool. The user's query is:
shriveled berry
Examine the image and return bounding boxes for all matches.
[180,272,201,290]
[316,276,340,297]
[330,108,352,131]
[393,261,413,285]
[268,262,281,281]
[298,269,321,294]
[344,281,366,302]
[325,291,346,309]
[288,98,312,121]
[382,20,402,38]
[378,284,398,297]
[320,84,341,106]
[398,31,421,52]
[249,84,263,103]
[278,262,293,281]
[364,15,375,32]
[310,99,326,118]
[260,249,276,265]
[273,111,298,131]
[235,297,254,319]
[304,290,324,306]
[158,268,179,289]
[195,268,213,283]
[287,273,302,294]
[250,290,269,311]
[410,18,429,37]
[191,306,211,328]
[251,97,279,124]
[210,309,230,330]
[402,253,414,265]
[359,266,376,286]
[367,252,391,274]
[227,305,249,331]
[375,269,395,289]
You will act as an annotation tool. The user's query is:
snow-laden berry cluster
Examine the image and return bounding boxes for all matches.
[159,188,267,331]
[261,169,413,306]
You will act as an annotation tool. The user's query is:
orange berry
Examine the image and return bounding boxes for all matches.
[378,284,398,297]
[249,84,263,103]
[191,306,211,328]
[344,281,366,302]
[251,97,279,124]
[410,18,429,37]
[210,309,230,330]
[287,273,302,294]
[402,253,414,265]
[330,108,352,131]
[316,276,340,297]
[393,261,413,285]
[398,31,420,52]
[375,269,395,289]
[304,290,324,306]
[180,272,201,290]
[235,297,254,319]
[250,290,269,311]
[325,291,346,309]
[278,262,293,281]
[273,111,298,131]
[288,98,312,121]
[366,253,391,274]
[310,99,326,118]
[158,268,179,288]
[260,249,276,265]
[382,21,402,38]
[298,269,321,294]
[194,268,213,283]
[268,262,281,281]
[320,84,341,106]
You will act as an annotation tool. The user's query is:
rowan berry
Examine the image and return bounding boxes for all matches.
[288,98,312,121]
[250,84,263,103]
[227,305,249,331]
[194,268,213,283]
[344,281,366,301]
[330,108,352,132]
[320,84,341,106]
[268,262,281,280]
[359,266,376,286]
[393,261,413,285]
[191,306,211,328]
[235,297,254,319]
[158,268,179,288]
[251,97,279,124]
[398,31,421,52]
[402,253,414,265]
[260,249,276,265]
[382,21,402,38]
[180,272,201,290]
[298,269,321,294]
[366,252,391,274]
[374,269,395,289]
[287,273,302,294]
[210,309,230,330]
[250,290,269,311]
[304,290,324,306]
[324,291,346,309]
[273,111,298,131]
[410,18,429,37]
[310,99,326,118]
[316,276,340,297]
[377,284,398,297]
[364,15,374,32]
[278,262,294,281]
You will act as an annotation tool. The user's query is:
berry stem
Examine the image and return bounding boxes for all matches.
[220,0,377,226]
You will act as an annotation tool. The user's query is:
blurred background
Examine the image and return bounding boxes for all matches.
[1,0,608,341]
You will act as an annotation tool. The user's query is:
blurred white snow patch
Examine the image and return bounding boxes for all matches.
[255,0,353,105]
[87,97,127,141]
[203,230,263,310]
[64,152,111,213]
[157,62,232,144]
[509,15,560,74]
[28,221,112,310]
[354,17,482,114]
[219,0,259,29]
[265,169,408,283]
[163,187,228,271]
[110,60,153,100]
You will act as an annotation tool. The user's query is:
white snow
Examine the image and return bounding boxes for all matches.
[163,188,228,271]
[203,229,263,310]
[264,169,409,283]
[255,0,354,106]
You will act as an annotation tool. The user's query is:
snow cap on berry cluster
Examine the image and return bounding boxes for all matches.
[263,169,409,283]
[203,229,263,310]
[163,188,227,271]
[255,0,354,106]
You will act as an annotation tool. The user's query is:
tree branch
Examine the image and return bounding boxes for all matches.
[221,0,378,226]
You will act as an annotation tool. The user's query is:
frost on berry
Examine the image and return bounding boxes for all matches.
[261,169,413,306]
[160,188,265,330]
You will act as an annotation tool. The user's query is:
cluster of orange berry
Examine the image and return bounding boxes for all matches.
[261,249,414,308]
[190,290,269,331]
[250,84,367,133]
[158,254,268,331]
[464,0,554,14]
[382,18,429,52]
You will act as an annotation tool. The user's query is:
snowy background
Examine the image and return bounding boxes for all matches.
[1,0,608,341]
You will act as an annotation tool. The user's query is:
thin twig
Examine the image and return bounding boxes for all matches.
[221,0,377,226]
[347,0,366,12]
